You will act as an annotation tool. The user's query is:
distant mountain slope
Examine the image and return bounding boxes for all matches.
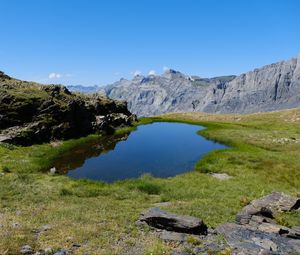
[101,55,300,116]
[66,85,100,94]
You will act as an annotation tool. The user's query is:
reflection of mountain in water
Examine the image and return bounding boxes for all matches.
[54,132,130,173]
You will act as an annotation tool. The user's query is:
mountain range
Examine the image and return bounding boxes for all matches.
[97,54,300,116]
[66,85,100,94]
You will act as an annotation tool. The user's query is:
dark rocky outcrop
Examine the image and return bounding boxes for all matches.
[138,207,208,235]
[215,192,300,254]
[236,192,300,225]
[139,192,300,255]
[0,72,137,145]
[216,223,299,255]
[100,54,300,116]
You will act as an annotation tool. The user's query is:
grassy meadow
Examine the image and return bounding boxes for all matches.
[0,108,300,254]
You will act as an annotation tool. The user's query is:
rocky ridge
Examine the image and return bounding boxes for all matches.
[101,54,300,116]
[0,72,136,145]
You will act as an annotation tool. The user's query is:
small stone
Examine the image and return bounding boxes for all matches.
[44,247,53,254]
[31,229,40,234]
[210,173,232,180]
[49,167,56,174]
[20,245,33,254]
[41,224,51,231]
[53,250,68,255]
[66,236,73,241]
[72,243,81,248]
[12,222,20,228]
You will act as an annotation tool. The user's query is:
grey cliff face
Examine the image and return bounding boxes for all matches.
[101,54,300,116]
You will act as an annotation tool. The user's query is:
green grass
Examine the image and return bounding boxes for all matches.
[0,109,300,254]
[0,134,104,173]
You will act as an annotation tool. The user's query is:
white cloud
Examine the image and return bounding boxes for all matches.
[48,72,62,79]
[48,72,73,79]
[131,70,142,76]
[148,70,156,76]
[163,66,170,72]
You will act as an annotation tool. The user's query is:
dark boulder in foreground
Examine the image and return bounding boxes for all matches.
[0,72,137,145]
[236,192,300,225]
[138,207,208,235]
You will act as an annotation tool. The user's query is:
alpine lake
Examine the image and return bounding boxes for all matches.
[54,122,227,182]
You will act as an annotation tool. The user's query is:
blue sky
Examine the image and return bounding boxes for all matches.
[0,0,300,86]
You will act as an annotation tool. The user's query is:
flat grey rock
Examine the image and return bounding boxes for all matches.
[0,135,10,142]
[139,207,207,234]
[20,245,33,254]
[158,230,188,242]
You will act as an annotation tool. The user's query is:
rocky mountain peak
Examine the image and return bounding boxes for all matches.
[162,69,187,79]
[132,74,145,82]
[102,54,300,116]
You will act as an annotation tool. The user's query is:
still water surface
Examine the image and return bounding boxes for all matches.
[54,122,226,182]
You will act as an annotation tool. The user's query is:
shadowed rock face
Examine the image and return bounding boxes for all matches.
[0,73,137,145]
[101,54,300,116]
